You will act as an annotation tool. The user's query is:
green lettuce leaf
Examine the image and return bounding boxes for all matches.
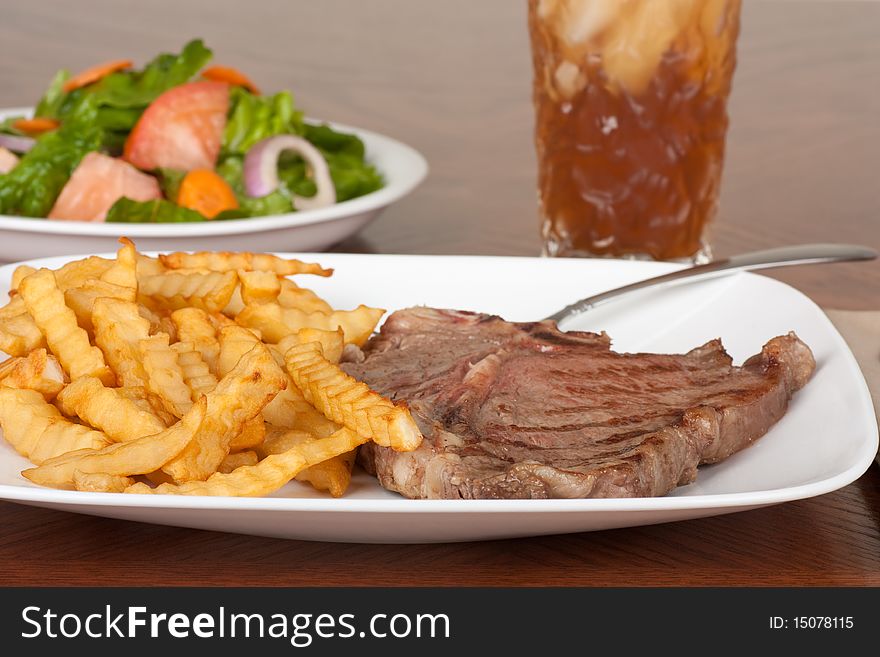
[301,123,384,202]
[0,123,104,217]
[0,115,28,136]
[154,167,187,201]
[325,151,384,202]
[33,70,70,118]
[213,208,251,221]
[34,39,212,139]
[302,122,365,158]
[106,197,208,223]
[93,39,212,110]
[222,87,304,156]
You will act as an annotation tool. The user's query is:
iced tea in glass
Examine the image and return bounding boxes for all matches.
[528,0,742,261]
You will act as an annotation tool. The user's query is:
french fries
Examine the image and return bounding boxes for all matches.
[140,333,193,418]
[22,397,207,489]
[160,343,286,483]
[65,280,137,333]
[238,269,281,306]
[19,269,114,384]
[126,426,368,496]
[57,376,166,442]
[277,279,334,314]
[236,303,384,346]
[139,270,238,313]
[0,296,46,357]
[229,416,266,451]
[260,428,356,498]
[171,308,220,373]
[171,341,218,401]
[73,471,135,493]
[0,239,411,499]
[100,237,139,292]
[159,251,332,277]
[0,348,65,400]
[284,341,422,451]
[10,264,37,291]
[92,297,151,388]
[0,388,111,464]
[218,450,259,474]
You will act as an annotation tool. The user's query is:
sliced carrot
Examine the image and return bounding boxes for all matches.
[201,65,260,95]
[62,58,134,93]
[12,117,60,135]
[177,169,239,219]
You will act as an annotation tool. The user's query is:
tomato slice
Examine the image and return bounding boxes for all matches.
[123,80,230,172]
[48,152,162,221]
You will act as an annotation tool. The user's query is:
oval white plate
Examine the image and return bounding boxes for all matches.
[0,253,876,543]
[0,107,428,260]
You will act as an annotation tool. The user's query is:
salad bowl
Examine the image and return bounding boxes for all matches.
[0,41,427,260]
[0,107,427,261]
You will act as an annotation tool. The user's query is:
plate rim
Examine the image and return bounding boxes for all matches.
[0,252,875,516]
[0,106,429,236]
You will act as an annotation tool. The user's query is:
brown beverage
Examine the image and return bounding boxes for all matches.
[529,0,742,261]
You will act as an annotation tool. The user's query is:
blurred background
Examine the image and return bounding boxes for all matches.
[0,0,878,304]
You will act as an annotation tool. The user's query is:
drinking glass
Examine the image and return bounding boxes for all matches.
[528,0,743,262]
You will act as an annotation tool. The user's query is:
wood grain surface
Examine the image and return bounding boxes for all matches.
[0,0,877,586]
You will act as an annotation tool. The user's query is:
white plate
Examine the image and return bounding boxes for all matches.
[0,253,876,543]
[0,108,428,261]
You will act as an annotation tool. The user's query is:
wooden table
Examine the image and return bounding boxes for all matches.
[0,0,877,586]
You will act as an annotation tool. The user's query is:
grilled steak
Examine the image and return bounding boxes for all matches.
[342,307,815,499]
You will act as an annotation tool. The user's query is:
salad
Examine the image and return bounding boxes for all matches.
[0,40,383,222]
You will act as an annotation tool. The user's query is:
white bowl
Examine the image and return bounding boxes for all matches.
[0,107,428,260]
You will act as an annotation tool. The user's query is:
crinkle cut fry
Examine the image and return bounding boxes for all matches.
[171,307,220,374]
[159,251,332,277]
[22,397,207,489]
[64,280,137,334]
[0,348,65,400]
[237,269,281,306]
[92,297,152,388]
[0,388,110,464]
[216,323,324,429]
[100,237,138,291]
[73,471,134,493]
[218,450,259,474]
[126,427,368,496]
[260,428,356,498]
[140,333,193,418]
[236,303,384,346]
[160,342,287,483]
[1,243,388,500]
[277,278,333,314]
[0,296,45,357]
[18,269,114,384]
[139,270,237,313]
[171,341,218,401]
[284,341,422,451]
[56,376,166,442]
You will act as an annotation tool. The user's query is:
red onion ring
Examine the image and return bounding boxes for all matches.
[243,135,336,211]
[0,132,36,154]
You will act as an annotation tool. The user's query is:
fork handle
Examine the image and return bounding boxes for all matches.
[545,243,877,326]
